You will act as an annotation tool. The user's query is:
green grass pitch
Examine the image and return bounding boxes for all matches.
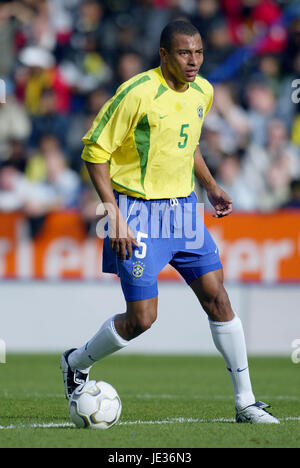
[0,354,299,448]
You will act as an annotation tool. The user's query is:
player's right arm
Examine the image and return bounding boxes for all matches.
[85,161,139,261]
[81,81,144,259]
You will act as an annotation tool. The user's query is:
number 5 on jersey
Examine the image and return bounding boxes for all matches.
[135,232,148,259]
[178,124,189,148]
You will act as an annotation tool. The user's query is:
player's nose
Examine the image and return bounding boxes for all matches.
[189,53,200,66]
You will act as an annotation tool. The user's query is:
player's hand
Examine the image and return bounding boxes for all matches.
[109,215,139,261]
[207,186,233,218]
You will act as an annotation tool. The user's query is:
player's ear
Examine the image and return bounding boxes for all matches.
[159,47,168,63]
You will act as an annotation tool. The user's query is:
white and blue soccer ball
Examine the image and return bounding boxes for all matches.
[69,380,122,429]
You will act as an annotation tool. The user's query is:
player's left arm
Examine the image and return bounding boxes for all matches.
[194,145,233,218]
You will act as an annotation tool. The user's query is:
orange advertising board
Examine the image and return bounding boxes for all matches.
[0,211,299,282]
[205,210,300,282]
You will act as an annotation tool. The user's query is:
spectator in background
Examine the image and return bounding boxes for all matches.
[0,1,20,77]
[190,0,224,44]
[66,35,112,94]
[25,133,61,182]
[255,54,283,98]
[113,51,144,89]
[282,179,300,209]
[128,0,187,65]
[197,81,249,185]
[278,50,300,136]
[66,86,111,172]
[198,117,225,178]
[200,18,237,76]
[72,0,108,53]
[24,145,81,221]
[211,153,256,211]
[29,88,69,150]
[222,0,287,53]
[18,0,57,51]
[17,45,71,115]
[0,141,81,234]
[6,138,28,173]
[0,0,48,76]
[282,17,300,75]
[209,82,249,151]
[40,147,81,208]
[266,119,299,181]
[258,149,293,211]
[83,87,112,119]
[244,79,278,146]
[68,0,113,89]
[25,132,80,205]
[248,0,287,55]
[243,118,300,209]
[48,0,74,60]
[0,80,31,161]
[0,161,31,212]
[114,23,141,61]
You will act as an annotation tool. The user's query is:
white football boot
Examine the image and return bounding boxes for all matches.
[236,401,280,424]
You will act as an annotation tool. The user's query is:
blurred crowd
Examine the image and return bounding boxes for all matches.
[0,0,300,234]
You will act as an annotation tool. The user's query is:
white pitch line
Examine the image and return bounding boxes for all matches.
[118,417,234,425]
[0,422,75,430]
[132,394,300,401]
[0,392,298,401]
[0,416,300,430]
[282,417,300,422]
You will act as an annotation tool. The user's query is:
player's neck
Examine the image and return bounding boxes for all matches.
[160,65,189,92]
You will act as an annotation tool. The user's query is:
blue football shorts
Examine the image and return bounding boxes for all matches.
[102,190,222,302]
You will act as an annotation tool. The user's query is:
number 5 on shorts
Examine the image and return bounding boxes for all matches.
[135,232,148,259]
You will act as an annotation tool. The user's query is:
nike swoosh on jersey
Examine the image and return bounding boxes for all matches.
[159,115,167,119]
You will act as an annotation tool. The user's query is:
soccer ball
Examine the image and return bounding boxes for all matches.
[69,380,122,429]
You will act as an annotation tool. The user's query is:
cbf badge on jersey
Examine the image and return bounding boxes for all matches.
[197,105,204,119]
[132,261,145,279]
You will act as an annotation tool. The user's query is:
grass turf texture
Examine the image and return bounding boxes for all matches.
[0,354,299,448]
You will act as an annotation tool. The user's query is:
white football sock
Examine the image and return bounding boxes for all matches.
[68,315,128,371]
[209,315,255,411]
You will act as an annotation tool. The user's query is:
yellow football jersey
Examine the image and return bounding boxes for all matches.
[82,67,213,199]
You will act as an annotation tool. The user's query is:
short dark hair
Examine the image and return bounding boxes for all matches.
[160,20,200,53]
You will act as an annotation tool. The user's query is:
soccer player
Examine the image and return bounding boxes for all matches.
[61,21,279,424]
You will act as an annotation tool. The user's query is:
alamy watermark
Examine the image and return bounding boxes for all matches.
[0,79,6,104]
[0,339,6,364]
[291,79,300,104]
[95,196,205,250]
[291,339,300,364]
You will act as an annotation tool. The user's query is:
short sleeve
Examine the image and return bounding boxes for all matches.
[81,142,111,164]
[82,82,143,155]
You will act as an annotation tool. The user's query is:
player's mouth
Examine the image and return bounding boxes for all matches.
[185,69,199,79]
